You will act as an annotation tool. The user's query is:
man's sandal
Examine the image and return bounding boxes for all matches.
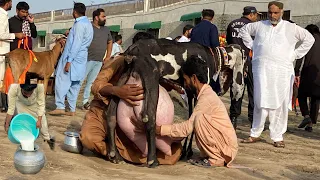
[241,137,261,143]
[274,141,285,148]
[188,159,224,168]
[188,159,211,168]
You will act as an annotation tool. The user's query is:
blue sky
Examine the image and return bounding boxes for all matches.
[8,0,122,16]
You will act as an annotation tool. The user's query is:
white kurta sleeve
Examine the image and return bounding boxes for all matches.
[239,22,259,50]
[36,85,45,117]
[294,25,315,59]
[7,84,19,115]
[0,14,15,40]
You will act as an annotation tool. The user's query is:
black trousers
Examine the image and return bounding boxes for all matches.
[230,61,254,122]
[0,92,8,111]
[298,94,320,124]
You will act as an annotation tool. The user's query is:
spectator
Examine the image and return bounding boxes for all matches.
[48,2,93,116]
[80,8,113,110]
[9,1,37,50]
[240,1,314,147]
[226,6,259,129]
[178,24,193,42]
[297,24,320,132]
[111,34,123,57]
[0,0,24,113]
[190,9,219,49]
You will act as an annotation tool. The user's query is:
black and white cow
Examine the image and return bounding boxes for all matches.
[105,34,246,168]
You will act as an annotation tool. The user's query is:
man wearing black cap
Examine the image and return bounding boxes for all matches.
[226,6,259,129]
[4,73,55,150]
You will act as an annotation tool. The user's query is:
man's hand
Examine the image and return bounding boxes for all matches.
[36,120,41,129]
[27,14,34,23]
[64,62,71,72]
[4,114,13,134]
[15,33,25,39]
[113,84,144,106]
[156,125,161,135]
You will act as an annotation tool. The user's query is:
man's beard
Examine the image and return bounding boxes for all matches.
[98,20,106,26]
[7,5,12,10]
[269,16,282,25]
[186,83,197,98]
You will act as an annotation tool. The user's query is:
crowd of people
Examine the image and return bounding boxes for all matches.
[0,0,319,168]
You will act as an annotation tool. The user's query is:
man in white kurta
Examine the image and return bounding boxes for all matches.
[239,1,315,147]
[0,0,24,112]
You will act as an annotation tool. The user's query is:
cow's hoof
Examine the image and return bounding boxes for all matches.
[147,159,159,168]
[142,115,149,123]
[108,151,123,164]
[180,150,187,160]
[186,149,193,159]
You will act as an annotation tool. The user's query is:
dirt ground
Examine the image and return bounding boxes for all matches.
[0,89,319,180]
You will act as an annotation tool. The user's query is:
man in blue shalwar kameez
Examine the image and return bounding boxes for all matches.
[49,2,93,116]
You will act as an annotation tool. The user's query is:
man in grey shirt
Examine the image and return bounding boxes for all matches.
[81,8,113,110]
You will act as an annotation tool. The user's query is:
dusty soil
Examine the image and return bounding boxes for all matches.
[0,89,319,180]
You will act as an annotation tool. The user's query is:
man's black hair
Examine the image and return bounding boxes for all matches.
[115,34,122,42]
[202,9,215,19]
[183,24,194,34]
[20,72,39,92]
[74,2,86,16]
[306,24,320,35]
[0,0,11,7]
[181,55,208,84]
[92,8,104,20]
[16,1,29,11]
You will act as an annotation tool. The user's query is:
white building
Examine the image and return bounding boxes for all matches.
[32,0,320,51]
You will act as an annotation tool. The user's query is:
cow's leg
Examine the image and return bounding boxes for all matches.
[186,98,197,159]
[43,77,49,96]
[136,60,160,168]
[104,67,131,164]
[181,92,194,160]
[105,98,123,163]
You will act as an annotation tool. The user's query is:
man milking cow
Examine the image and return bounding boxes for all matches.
[79,17,245,168]
[156,55,238,167]
[79,53,238,167]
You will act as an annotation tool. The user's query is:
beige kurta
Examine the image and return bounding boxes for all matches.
[7,84,50,140]
[161,84,238,167]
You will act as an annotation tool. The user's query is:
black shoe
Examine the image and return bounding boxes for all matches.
[82,102,90,110]
[230,117,237,129]
[46,137,56,150]
[305,126,313,132]
[298,117,312,128]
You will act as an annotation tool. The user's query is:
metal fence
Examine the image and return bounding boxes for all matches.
[33,0,144,23]
[33,0,202,23]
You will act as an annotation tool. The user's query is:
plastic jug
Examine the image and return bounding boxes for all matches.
[8,113,39,150]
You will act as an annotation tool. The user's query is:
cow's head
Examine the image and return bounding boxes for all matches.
[132,32,155,44]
